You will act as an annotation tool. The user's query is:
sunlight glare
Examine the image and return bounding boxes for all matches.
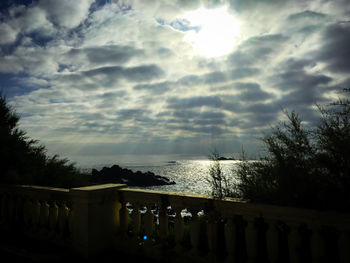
[183,7,241,57]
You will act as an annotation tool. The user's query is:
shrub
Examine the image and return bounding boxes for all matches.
[0,94,90,188]
[231,89,350,211]
[206,149,234,199]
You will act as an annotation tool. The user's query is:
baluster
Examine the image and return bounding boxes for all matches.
[32,199,41,232]
[8,195,15,222]
[67,204,73,240]
[119,201,129,237]
[173,206,184,252]
[245,216,258,263]
[0,194,3,222]
[131,203,141,241]
[159,204,169,248]
[57,202,69,239]
[48,201,59,237]
[144,204,154,238]
[338,229,350,263]
[288,222,301,263]
[266,219,280,263]
[15,196,24,223]
[114,201,122,231]
[1,194,8,223]
[144,203,154,248]
[23,198,32,227]
[310,224,323,263]
[225,216,238,263]
[207,211,218,260]
[39,200,50,233]
[189,208,201,255]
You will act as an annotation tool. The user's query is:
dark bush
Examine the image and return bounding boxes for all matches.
[0,94,90,188]
[208,89,350,211]
[232,89,350,211]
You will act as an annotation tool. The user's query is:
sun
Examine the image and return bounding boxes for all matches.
[182,7,241,58]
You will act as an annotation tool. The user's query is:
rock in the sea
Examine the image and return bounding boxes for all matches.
[217,156,235,161]
[91,165,175,186]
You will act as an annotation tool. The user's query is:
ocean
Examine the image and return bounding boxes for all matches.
[78,155,240,196]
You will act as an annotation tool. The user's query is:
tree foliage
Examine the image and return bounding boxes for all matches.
[232,89,350,211]
[208,89,350,211]
[206,149,233,199]
[0,94,90,188]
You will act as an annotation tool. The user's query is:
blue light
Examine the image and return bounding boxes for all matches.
[143,235,147,240]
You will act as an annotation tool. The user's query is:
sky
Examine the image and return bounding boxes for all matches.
[0,0,349,165]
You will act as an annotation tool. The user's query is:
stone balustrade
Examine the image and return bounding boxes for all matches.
[0,183,349,263]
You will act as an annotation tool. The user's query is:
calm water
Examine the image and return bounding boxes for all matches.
[82,158,240,196]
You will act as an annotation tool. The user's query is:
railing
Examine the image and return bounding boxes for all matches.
[0,183,350,263]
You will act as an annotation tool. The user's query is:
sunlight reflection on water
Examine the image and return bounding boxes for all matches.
[125,160,240,195]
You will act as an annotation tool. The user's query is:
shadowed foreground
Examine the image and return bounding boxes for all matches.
[0,223,159,263]
[0,183,349,263]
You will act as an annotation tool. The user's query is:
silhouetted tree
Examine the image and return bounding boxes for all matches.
[0,94,90,188]
[230,89,350,211]
[208,89,350,210]
[206,149,233,199]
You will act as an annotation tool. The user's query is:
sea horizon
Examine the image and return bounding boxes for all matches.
[69,154,241,195]
[70,153,240,171]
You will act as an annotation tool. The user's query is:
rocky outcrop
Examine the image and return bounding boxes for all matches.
[218,157,235,161]
[91,165,175,186]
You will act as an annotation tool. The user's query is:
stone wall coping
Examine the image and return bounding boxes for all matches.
[70,184,126,192]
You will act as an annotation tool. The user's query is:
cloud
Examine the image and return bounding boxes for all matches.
[0,23,18,44]
[38,0,94,29]
[317,23,350,73]
[233,82,275,102]
[228,34,289,68]
[287,10,327,21]
[178,68,260,86]
[167,96,223,108]
[1,0,349,160]
[66,45,144,65]
[133,81,173,94]
[58,64,164,89]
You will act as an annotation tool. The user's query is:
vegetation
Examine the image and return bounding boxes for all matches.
[0,94,90,188]
[208,89,350,211]
[206,150,234,199]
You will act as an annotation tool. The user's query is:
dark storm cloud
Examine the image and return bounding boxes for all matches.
[67,45,144,65]
[317,23,350,73]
